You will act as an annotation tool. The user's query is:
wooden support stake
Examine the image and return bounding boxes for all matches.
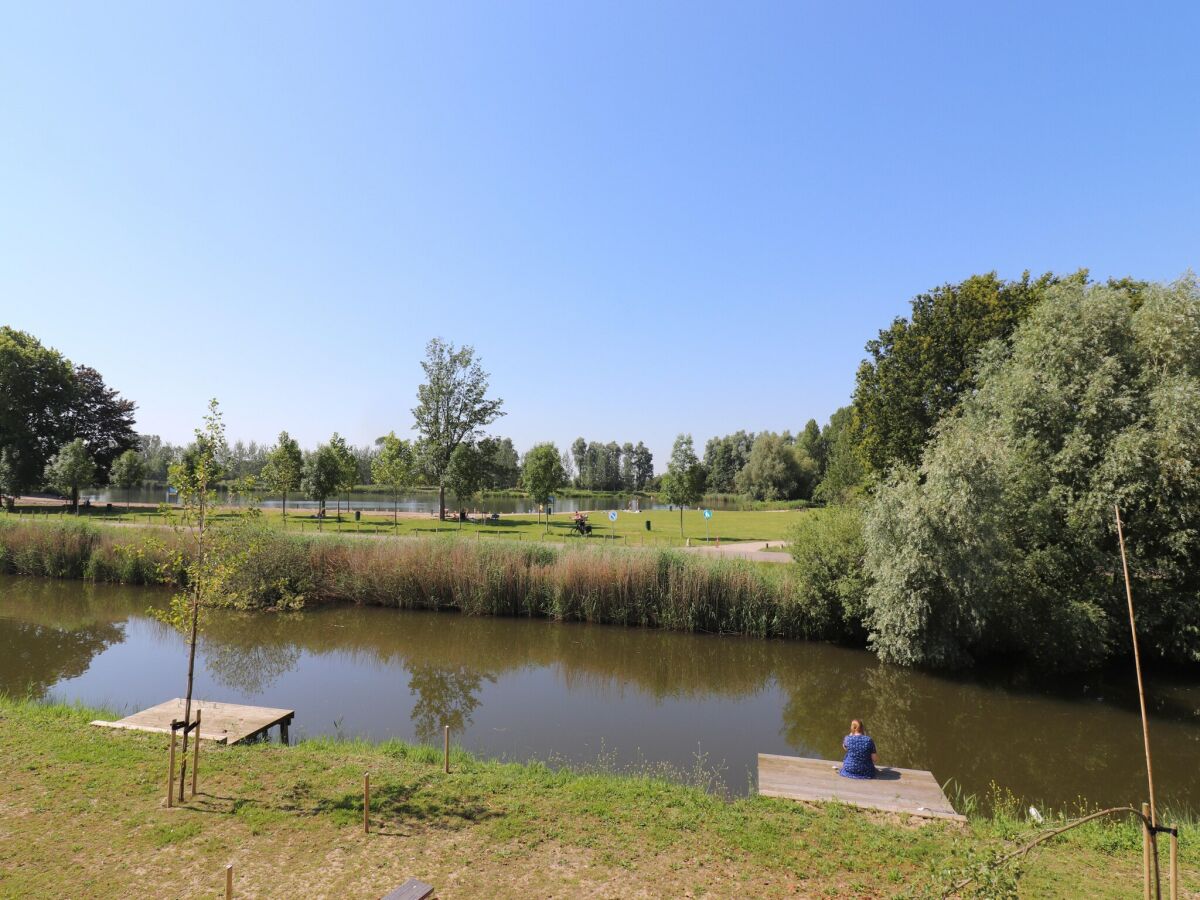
[1169,828,1178,900]
[1143,802,1152,900]
[364,773,370,834]
[191,709,201,797]
[444,725,450,774]
[166,724,177,808]
[225,863,233,899]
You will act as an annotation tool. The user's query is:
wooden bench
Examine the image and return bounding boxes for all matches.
[381,878,434,900]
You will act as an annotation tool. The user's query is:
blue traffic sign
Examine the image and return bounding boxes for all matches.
[703,509,712,519]
[608,511,618,522]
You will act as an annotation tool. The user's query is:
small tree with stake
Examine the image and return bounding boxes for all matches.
[261,431,303,519]
[43,438,97,513]
[109,448,145,515]
[372,432,416,531]
[522,443,565,532]
[661,434,706,538]
[157,399,226,803]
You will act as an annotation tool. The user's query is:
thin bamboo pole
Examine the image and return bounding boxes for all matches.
[166,725,177,808]
[1143,802,1152,900]
[1117,506,1158,824]
[1169,828,1178,900]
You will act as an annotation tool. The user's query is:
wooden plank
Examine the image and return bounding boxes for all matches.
[381,878,435,900]
[91,698,295,745]
[757,753,966,823]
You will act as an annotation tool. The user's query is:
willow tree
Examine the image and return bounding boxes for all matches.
[412,338,504,519]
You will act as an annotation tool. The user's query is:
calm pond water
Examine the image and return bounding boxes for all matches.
[81,487,738,514]
[3,575,1198,810]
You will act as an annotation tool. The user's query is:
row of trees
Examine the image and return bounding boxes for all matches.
[567,438,654,492]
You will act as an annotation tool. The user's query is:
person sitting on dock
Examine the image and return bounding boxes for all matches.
[838,719,878,779]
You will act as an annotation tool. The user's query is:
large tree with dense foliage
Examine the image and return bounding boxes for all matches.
[703,431,754,494]
[43,438,97,511]
[261,431,304,518]
[735,432,816,501]
[0,327,75,493]
[812,406,866,504]
[412,338,504,519]
[862,277,1200,671]
[60,365,138,482]
[853,271,1075,475]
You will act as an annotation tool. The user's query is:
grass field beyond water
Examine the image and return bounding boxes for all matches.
[3,503,800,547]
[0,698,1192,898]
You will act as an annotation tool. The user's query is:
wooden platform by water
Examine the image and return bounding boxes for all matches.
[757,753,966,822]
[91,698,294,745]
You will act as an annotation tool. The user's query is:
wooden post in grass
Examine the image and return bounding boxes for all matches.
[1169,826,1178,900]
[191,708,201,797]
[225,863,233,899]
[444,725,450,774]
[364,773,370,834]
[167,723,178,808]
[1143,802,1152,900]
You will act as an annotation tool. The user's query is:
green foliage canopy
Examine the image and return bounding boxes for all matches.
[522,442,566,514]
[853,271,1073,475]
[862,277,1200,670]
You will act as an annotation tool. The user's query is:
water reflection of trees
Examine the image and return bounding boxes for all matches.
[405,662,495,743]
[0,576,136,697]
[0,619,125,697]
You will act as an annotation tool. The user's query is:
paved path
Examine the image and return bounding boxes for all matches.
[681,540,792,564]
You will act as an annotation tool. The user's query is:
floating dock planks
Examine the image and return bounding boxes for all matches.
[91,698,294,745]
[757,753,965,822]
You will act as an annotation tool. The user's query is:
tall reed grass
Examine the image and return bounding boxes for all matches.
[0,518,823,639]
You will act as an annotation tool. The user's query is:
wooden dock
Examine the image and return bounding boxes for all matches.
[757,753,965,822]
[91,698,294,745]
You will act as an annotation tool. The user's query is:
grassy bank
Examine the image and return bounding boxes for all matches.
[2,503,802,547]
[0,697,1191,898]
[0,518,818,638]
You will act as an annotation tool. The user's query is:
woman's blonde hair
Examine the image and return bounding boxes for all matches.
[850,719,865,734]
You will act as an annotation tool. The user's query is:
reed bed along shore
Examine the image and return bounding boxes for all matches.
[0,518,822,638]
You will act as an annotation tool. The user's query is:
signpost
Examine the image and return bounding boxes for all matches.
[703,508,712,545]
[608,509,617,541]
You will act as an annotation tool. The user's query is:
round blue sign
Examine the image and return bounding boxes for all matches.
[703,509,712,519]
[608,511,618,521]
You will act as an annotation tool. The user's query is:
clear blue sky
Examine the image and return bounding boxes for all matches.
[3,2,1197,466]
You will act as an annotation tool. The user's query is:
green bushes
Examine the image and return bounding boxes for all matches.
[0,519,180,584]
[786,505,869,640]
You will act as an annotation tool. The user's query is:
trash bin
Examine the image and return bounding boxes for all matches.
[645,519,651,531]
[354,509,361,522]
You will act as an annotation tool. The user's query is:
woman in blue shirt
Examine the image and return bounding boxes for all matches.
[839,719,878,779]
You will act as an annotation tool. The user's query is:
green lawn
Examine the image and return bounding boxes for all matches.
[1,696,1190,898]
[5,503,806,548]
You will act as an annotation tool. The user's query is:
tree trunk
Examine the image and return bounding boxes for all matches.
[679,506,684,538]
[282,490,287,518]
[72,486,79,514]
[439,484,446,520]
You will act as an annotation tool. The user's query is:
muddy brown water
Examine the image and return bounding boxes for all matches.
[2,574,1197,811]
